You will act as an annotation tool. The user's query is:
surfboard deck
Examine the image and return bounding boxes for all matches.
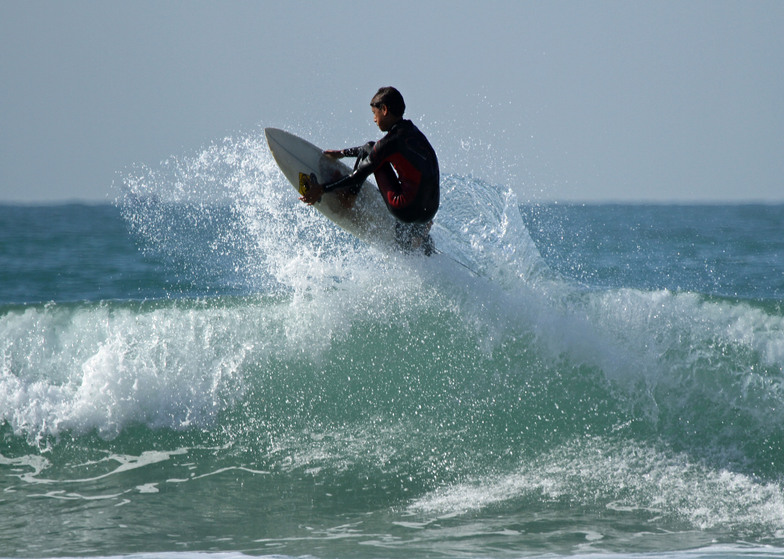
[264,128,399,250]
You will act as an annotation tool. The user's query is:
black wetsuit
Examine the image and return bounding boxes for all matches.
[322,119,439,224]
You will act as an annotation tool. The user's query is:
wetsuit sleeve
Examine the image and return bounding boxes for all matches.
[340,146,365,158]
[322,149,376,193]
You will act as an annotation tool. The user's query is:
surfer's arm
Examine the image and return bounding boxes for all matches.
[339,146,367,158]
[300,155,373,204]
[305,142,377,200]
[321,154,375,194]
[323,145,365,159]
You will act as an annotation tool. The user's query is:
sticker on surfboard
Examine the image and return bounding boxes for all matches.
[298,173,311,196]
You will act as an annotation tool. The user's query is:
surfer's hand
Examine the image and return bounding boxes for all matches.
[299,175,324,205]
[324,149,343,158]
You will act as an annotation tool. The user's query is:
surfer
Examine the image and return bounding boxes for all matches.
[300,87,439,255]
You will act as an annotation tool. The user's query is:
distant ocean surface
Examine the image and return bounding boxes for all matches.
[2,131,784,559]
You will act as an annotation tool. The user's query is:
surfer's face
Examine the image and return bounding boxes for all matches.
[371,102,395,132]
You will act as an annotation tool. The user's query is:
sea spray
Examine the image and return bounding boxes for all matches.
[2,129,784,556]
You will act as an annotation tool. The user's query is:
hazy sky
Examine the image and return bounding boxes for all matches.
[2,1,782,203]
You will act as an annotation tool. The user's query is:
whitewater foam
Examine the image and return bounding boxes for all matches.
[6,130,784,459]
[4,129,784,557]
[407,437,784,534]
[1,301,266,443]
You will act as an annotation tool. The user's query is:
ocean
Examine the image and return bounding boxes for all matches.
[2,131,784,559]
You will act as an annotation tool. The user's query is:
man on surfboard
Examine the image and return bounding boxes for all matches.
[300,87,439,255]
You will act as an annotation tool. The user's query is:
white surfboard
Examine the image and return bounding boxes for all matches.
[264,128,399,250]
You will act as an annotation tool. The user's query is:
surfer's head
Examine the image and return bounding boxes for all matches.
[371,87,405,131]
[371,87,405,117]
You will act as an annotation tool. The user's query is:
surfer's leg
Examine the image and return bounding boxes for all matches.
[420,223,435,256]
[376,163,435,255]
[373,161,399,194]
[395,221,434,256]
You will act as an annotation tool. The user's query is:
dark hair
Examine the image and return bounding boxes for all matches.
[371,86,405,117]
